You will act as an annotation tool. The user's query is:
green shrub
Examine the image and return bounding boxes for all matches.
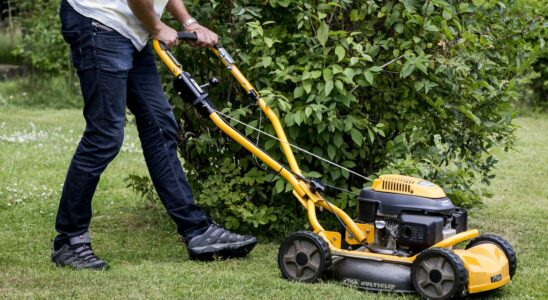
[14,0,70,74]
[9,0,82,109]
[162,0,543,236]
[0,28,21,65]
[13,0,544,236]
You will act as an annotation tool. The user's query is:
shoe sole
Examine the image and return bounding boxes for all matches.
[52,260,110,271]
[188,238,258,261]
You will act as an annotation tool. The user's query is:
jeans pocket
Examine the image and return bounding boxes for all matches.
[61,30,85,70]
[62,30,96,71]
[94,32,134,74]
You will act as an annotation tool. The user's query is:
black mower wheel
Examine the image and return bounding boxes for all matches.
[466,234,517,278]
[277,231,331,283]
[411,248,468,300]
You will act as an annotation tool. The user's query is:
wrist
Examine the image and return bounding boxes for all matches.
[151,21,164,36]
[182,17,198,29]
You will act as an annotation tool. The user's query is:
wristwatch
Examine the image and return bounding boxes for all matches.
[182,17,198,28]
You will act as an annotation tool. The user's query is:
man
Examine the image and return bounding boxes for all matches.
[52,0,257,270]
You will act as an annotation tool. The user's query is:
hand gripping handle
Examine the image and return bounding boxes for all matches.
[177,31,198,41]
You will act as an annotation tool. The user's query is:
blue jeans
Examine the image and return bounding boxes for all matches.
[55,0,209,244]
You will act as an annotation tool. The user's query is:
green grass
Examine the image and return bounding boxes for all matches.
[0,108,546,299]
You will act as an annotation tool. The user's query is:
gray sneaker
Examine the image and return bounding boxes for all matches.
[51,232,109,270]
[186,224,257,260]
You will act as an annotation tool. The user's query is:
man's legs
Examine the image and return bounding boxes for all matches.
[54,0,256,263]
[54,0,134,247]
[126,44,209,239]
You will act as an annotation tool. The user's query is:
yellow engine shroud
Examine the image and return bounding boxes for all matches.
[371,174,447,198]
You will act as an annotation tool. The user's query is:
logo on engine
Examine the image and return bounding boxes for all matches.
[491,274,502,283]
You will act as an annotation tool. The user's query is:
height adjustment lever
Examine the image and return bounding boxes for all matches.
[200,77,220,89]
[309,178,326,193]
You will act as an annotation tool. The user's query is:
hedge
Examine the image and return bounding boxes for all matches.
[15,0,545,236]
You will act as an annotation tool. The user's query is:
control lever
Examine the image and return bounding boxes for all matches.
[200,77,220,89]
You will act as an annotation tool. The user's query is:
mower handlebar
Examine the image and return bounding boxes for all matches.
[156,32,198,50]
[177,31,198,41]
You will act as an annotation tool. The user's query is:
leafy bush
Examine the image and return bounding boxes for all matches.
[9,0,81,109]
[165,0,543,236]
[14,0,70,74]
[14,0,544,236]
[0,28,21,65]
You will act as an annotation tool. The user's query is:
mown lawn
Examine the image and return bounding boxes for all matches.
[0,107,546,299]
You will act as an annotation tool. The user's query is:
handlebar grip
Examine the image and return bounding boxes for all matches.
[178,31,198,41]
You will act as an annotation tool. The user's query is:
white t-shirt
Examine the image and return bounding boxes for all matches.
[67,0,169,50]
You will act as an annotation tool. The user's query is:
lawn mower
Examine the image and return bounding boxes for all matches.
[153,33,517,299]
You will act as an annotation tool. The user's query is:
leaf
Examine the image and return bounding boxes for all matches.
[395,23,404,34]
[343,68,355,83]
[400,0,417,13]
[341,160,356,168]
[303,80,312,94]
[335,80,344,92]
[458,3,475,13]
[333,132,343,148]
[293,86,304,98]
[304,171,322,178]
[327,145,336,160]
[317,21,329,46]
[323,68,333,81]
[335,46,346,62]
[442,9,453,20]
[400,62,415,78]
[424,24,439,32]
[368,66,383,72]
[294,111,303,125]
[310,70,322,79]
[367,128,375,143]
[305,106,313,118]
[325,80,334,96]
[274,179,285,193]
[262,56,272,67]
[363,54,373,62]
[350,129,363,146]
[364,70,374,85]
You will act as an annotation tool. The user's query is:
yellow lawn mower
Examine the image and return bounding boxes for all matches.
[153,33,516,300]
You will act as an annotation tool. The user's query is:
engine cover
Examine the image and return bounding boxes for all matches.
[358,188,455,218]
[398,213,444,250]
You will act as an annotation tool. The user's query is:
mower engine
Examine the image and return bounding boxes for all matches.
[355,175,468,255]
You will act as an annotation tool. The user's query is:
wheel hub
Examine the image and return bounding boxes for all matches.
[279,236,323,282]
[296,252,308,266]
[429,269,442,283]
[416,256,456,298]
